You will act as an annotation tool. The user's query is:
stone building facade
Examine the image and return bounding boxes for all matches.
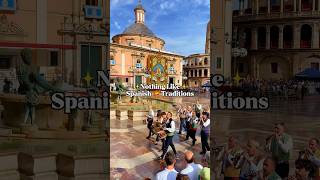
[0,0,108,89]
[110,2,184,88]
[232,0,320,80]
[183,53,210,88]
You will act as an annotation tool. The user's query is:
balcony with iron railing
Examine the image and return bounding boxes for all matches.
[284,4,294,12]
[283,41,293,49]
[233,10,240,16]
[300,40,311,48]
[271,5,281,13]
[245,8,253,15]
[270,41,279,49]
[259,6,268,14]
[302,3,312,11]
[258,42,266,49]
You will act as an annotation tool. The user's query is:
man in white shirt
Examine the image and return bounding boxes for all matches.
[155,151,178,180]
[181,151,203,180]
[200,112,210,155]
[159,112,177,159]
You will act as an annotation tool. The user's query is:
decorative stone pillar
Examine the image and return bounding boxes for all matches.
[318,0,320,11]
[313,0,316,11]
[251,27,258,50]
[268,0,271,14]
[294,24,301,48]
[279,25,284,49]
[294,0,297,12]
[266,26,270,49]
[256,0,260,14]
[312,23,319,48]
[281,0,284,13]
[298,0,302,12]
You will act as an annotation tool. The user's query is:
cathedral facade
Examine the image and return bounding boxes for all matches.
[110,3,184,88]
[232,0,320,80]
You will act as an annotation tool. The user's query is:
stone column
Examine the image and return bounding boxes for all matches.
[268,0,271,14]
[279,25,284,49]
[313,23,319,48]
[240,0,244,15]
[313,0,316,11]
[281,0,284,13]
[294,24,301,48]
[318,0,320,11]
[298,0,302,12]
[251,27,258,50]
[294,0,297,12]
[266,26,270,49]
[256,0,260,14]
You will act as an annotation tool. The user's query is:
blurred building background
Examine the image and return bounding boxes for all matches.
[0,0,108,90]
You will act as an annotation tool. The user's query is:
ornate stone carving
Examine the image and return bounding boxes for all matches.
[0,15,25,36]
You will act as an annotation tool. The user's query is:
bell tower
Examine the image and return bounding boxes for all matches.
[134,0,145,24]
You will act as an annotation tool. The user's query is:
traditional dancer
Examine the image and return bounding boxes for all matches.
[158,112,177,160]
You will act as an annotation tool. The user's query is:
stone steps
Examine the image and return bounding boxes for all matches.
[0,152,108,180]
[18,153,57,180]
[0,152,19,180]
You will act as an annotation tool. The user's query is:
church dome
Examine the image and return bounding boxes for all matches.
[122,23,156,37]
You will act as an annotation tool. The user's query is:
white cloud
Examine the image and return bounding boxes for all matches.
[114,21,121,30]
[111,0,135,8]
[193,0,210,7]
[160,1,176,10]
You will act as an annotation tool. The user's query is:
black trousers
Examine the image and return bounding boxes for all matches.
[185,121,191,139]
[275,162,289,179]
[161,135,177,158]
[201,130,210,153]
[146,125,152,138]
[189,129,196,145]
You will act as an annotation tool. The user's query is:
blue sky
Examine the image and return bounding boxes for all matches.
[110,0,210,56]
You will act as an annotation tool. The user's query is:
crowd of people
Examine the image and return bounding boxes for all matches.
[144,101,211,180]
[213,123,320,180]
[231,79,320,99]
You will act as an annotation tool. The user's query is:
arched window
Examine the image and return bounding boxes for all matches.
[301,24,312,48]
[204,58,208,65]
[271,0,281,12]
[284,0,294,12]
[259,0,268,13]
[302,0,312,11]
[283,25,293,48]
[199,69,202,77]
[270,26,279,49]
[233,0,240,16]
[136,59,142,68]
[204,69,208,77]
[110,56,115,65]
[243,0,253,14]
[258,27,266,49]
[244,28,252,49]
